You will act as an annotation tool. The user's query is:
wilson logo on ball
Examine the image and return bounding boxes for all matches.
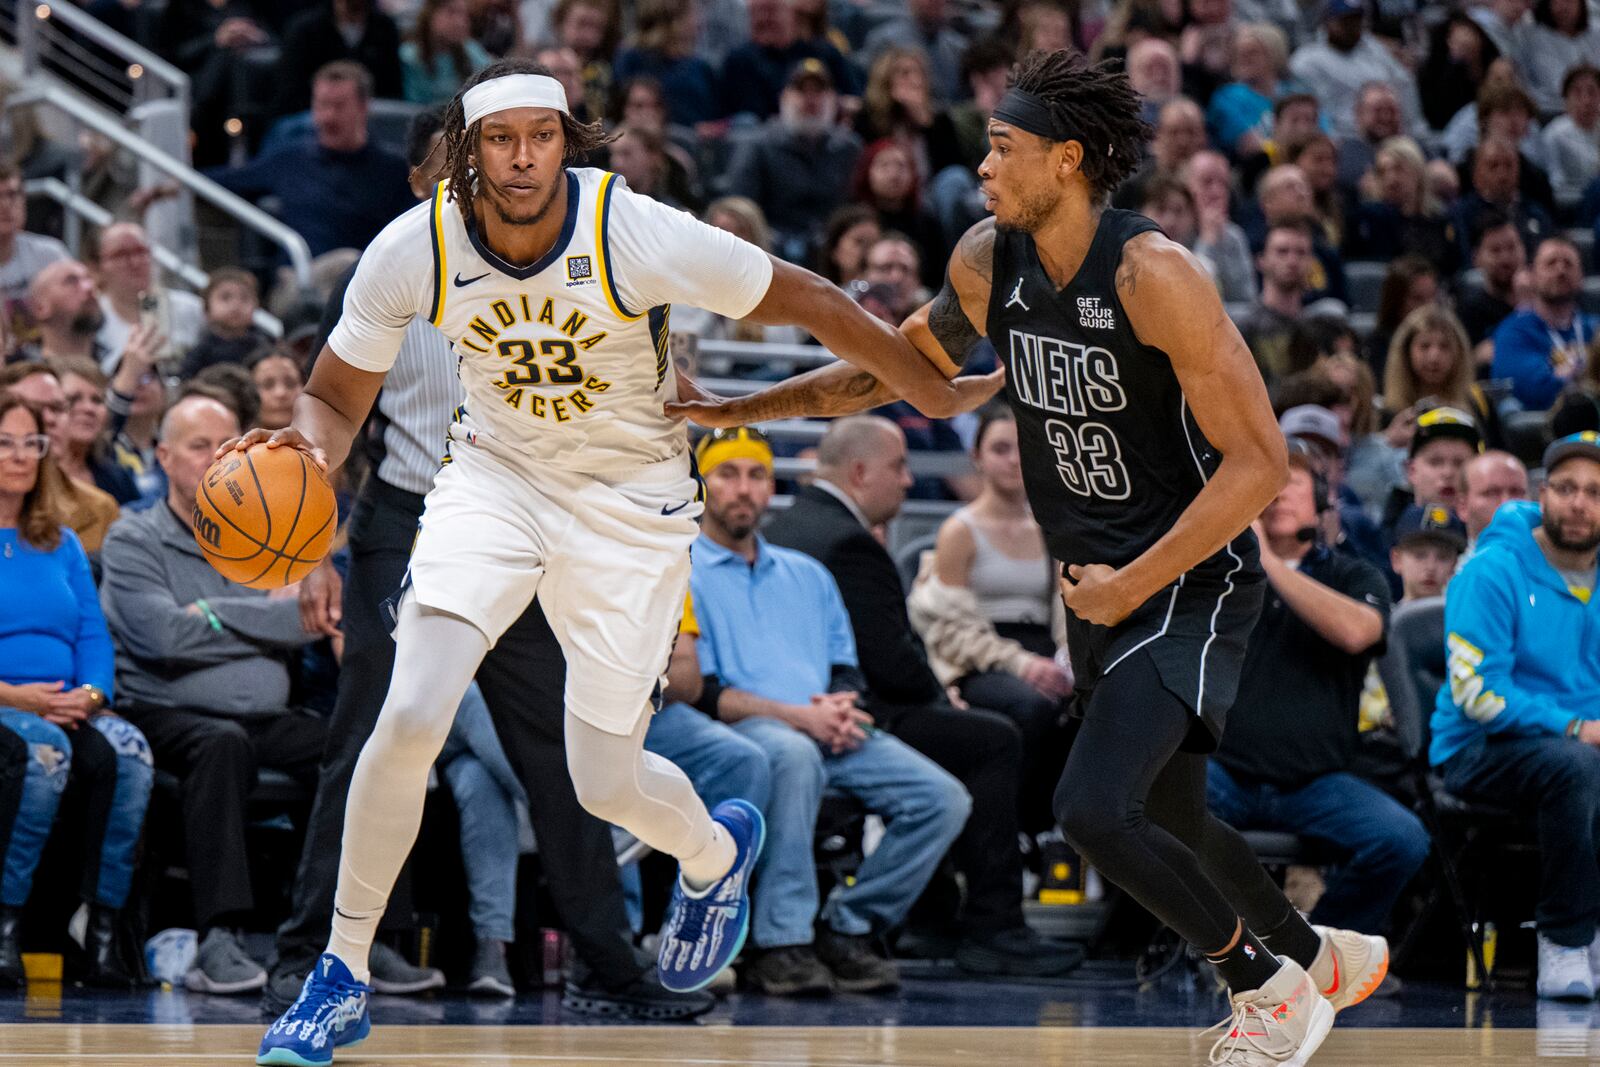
[192,506,222,549]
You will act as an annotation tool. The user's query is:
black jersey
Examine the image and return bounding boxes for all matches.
[986,209,1258,588]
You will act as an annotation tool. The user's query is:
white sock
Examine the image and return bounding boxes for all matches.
[679,822,737,891]
[326,904,381,985]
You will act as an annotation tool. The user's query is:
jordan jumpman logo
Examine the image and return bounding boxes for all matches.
[1005,278,1029,311]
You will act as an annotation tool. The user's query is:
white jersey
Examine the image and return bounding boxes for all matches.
[329,167,773,473]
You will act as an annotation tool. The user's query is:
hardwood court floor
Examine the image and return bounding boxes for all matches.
[0,1025,1591,1066]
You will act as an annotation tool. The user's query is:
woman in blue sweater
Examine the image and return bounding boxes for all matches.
[0,393,152,988]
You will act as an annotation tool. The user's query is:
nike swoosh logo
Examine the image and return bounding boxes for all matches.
[454,271,490,287]
[1323,954,1341,996]
[661,501,691,515]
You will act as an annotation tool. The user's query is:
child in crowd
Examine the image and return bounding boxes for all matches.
[179,269,270,378]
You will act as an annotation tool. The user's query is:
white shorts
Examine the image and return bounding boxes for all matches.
[404,421,702,736]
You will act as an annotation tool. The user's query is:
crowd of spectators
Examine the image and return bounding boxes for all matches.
[1,0,1600,1006]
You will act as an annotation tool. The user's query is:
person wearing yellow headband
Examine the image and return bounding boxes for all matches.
[693,426,775,476]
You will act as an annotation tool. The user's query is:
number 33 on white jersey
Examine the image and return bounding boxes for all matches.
[328,168,773,472]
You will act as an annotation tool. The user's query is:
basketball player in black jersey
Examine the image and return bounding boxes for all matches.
[671,51,1392,1066]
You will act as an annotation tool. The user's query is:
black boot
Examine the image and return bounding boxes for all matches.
[80,905,138,989]
[0,906,23,989]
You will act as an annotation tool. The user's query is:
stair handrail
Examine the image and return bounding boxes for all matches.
[6,84,315,294]
[16,0,189,116]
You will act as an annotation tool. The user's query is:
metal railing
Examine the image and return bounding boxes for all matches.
[6,85,315,295]
[12,0,188,116]
[695,339,837,368]
[25,176,283,339]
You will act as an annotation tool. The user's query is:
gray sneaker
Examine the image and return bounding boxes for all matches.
[261,955,312,1014]
[184,928,267,995]
[467,939,516,998]
[369,941,445,995]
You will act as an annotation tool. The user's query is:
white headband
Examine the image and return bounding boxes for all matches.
[462,74,569,129]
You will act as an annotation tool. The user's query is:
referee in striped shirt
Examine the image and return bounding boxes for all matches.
[263,108,711,1020]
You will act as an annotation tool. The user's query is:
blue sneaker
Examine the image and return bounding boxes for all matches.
[657,798,765,992]
[256,953,371,1066]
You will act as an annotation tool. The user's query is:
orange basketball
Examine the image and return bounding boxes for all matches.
[191,443,337,589]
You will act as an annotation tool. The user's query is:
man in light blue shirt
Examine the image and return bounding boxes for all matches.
[644,428,970,997]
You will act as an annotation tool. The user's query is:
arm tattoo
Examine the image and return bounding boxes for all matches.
[928,279,982,368]
[1117,254,1142,299]
[957,218,996,285]
[732,363,898,423]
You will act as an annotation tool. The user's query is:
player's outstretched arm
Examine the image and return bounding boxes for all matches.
[738,256,984,418]
[217,342,385,472]
[667,221,1003,427]
[1068,234,1288,624]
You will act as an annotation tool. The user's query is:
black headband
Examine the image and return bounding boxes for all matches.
[991,89,1119,158]
[992,89,1075,143]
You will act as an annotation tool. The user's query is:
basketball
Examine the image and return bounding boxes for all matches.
[191,443,337,589]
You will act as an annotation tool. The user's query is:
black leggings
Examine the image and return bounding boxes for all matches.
[1054,649,1294,954]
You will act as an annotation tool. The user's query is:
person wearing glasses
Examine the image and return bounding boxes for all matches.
[0,365,121,553]
[88,223,204,365]
[1431,431,1600,1001]
[0,392,154,989]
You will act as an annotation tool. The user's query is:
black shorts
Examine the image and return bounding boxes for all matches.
[1064,567,1265,753]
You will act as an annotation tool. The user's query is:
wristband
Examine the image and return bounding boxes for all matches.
[194,598,223,632]
[1569,718,1584,739]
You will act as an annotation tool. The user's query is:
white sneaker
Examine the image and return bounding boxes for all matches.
[1540,933,1596,1001]
[1307,925,1389,1013]
[1204,958,1336,1066]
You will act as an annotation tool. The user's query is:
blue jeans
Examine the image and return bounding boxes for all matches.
[732,717,970,947]
[438,683,528,944]
[0,709,153,908]
[1206,761,1430,935]
[1441,733,1600,948]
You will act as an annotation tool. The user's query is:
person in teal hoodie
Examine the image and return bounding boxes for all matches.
[1430,431,1600,1000]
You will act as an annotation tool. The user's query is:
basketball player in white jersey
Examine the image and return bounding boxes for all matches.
[242,60,997,1066]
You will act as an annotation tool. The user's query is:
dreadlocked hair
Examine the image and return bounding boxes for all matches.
[1009,50,1151,199]
[413,58,616,229]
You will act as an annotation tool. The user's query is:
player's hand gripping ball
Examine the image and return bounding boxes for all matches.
[191,443,336,589]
